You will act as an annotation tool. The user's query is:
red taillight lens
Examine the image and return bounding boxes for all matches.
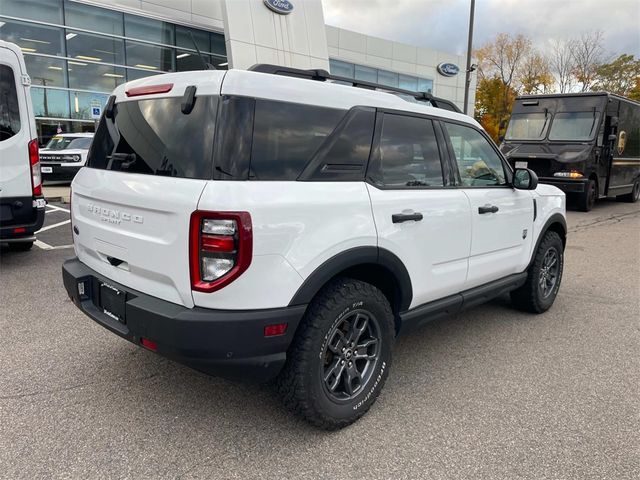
[28,139,42,196]
[189,211,253,293]
[125,83,174,97]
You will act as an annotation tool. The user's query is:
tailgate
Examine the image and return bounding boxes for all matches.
[72,169,206,307]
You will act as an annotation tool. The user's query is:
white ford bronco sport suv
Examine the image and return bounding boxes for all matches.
[63,65,566,429]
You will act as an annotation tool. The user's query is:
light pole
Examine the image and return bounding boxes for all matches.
[463,0,475,115]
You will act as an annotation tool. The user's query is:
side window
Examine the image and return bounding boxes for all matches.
[369,113,444,188]
[0,64,21,141]
[445,122,506,186]
[250,100,345,180]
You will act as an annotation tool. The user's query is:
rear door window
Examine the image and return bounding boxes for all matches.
[249,100,345,180]
[87,96,218,179]
[368,113,445,188]
[0,64,21,141]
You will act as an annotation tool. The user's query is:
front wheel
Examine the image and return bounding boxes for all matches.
[511,231,564,313]
[576,179,597,212]
[277,278,395,430]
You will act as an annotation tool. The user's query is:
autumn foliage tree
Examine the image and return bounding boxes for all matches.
[591,54,640,99]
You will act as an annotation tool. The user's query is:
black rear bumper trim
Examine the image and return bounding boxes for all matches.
[62,258,306,382]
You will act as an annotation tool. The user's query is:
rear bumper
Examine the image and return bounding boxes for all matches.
[539,177,588,193]
[41,164,81,183]
[0,197,45,242]
[62,258,306,382]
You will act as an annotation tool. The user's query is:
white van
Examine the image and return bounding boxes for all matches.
[0,40,45,251]
[40,132,94,183]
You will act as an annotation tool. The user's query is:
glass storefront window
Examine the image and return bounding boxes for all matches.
[63,0,123,36]
[69,91,109,120]
[176,25,209,53]
[0,19,64,56]
[24,55,66,87]
[176,50,210,72]
[210,32,225,56]
[330,59,354,78]
[125,40,174,72]
[378,69,398,88]
[0,0,62,24]
[68,62,125,91]
[124,14,174,45]
[126,68,162,82]
[418,78,433,93]
[31,87,69,118]
[66,30,125,65]
[355,64,376,83]
[399,74,418,91]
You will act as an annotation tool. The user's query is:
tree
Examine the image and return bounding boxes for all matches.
[572,31,605,92]
[518,52,554,94]
[591,54,640,98]
[550,39,577,93]
[474,33,531,142]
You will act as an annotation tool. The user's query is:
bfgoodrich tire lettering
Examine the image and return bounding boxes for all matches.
[511,231,564,313]
[276,277,394,430]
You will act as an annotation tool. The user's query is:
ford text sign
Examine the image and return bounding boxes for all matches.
[264,0,294,15]
[437,63,460,77]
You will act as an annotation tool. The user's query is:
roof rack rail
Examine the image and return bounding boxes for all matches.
[248,64,462,113]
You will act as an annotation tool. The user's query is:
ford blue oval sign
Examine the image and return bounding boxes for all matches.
[437,63,460,77]
[263,0,294,15]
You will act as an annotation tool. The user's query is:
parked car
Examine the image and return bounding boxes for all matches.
[0,40,45,251]
[62,65,567,429]
[40,132,94,183]
[501,92,640,211]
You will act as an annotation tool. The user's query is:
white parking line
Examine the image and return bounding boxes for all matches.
[34,240,74,250]
[46,204,70,213]
[36,219,71,233]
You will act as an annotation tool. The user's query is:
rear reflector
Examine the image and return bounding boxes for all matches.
[13,227,26,234]
[126,83,174,97]
[140,338,158,351]
[264,323,288,337]
[201,234,235,252]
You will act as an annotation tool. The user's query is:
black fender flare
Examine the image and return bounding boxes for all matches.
[528,213,567,269]
[288,246,413,312]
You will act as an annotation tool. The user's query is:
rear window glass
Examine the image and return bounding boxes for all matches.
[0,64,21,141]
[87,96,218,179]
[45,136,92,150]
[249,100,345,180]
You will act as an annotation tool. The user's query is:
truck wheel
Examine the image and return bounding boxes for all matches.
[617,178,640,203]
[511,231,564,314]
[277,277,394,430]
[9,241,34,251]
[577,179,597,212]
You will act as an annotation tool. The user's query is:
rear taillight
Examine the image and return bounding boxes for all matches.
[28,139,42,196]
[189,211,253,293]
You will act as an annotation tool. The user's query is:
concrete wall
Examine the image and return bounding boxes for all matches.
[326,25,476,113]
[221,0,329,70]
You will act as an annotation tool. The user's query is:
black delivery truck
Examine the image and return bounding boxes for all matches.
[500,92,640,211]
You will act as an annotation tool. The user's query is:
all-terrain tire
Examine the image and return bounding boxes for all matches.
[276,277,395,430]
[511,231,564,313]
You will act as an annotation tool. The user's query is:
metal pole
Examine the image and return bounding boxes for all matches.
[463,0,475,115]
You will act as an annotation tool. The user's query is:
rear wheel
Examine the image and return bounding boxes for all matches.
[577,178,597,212]
[617,178,640,203]
[511,231,564,313]
[8,241,34,251]
[277,277,394,430]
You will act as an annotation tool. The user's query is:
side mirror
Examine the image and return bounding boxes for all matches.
[608,134,617,142]
[610,116,619,127]
[513,168,538,190]
[498,134,505,143]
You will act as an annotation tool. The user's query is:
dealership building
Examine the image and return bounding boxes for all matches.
[0,0,476,143]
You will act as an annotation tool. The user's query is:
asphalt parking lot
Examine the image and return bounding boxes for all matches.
[1,196,638,480]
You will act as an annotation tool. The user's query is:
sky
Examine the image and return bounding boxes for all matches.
[321,0,640,60]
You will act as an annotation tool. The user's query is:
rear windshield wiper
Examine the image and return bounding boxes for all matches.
[107,152,137,170]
